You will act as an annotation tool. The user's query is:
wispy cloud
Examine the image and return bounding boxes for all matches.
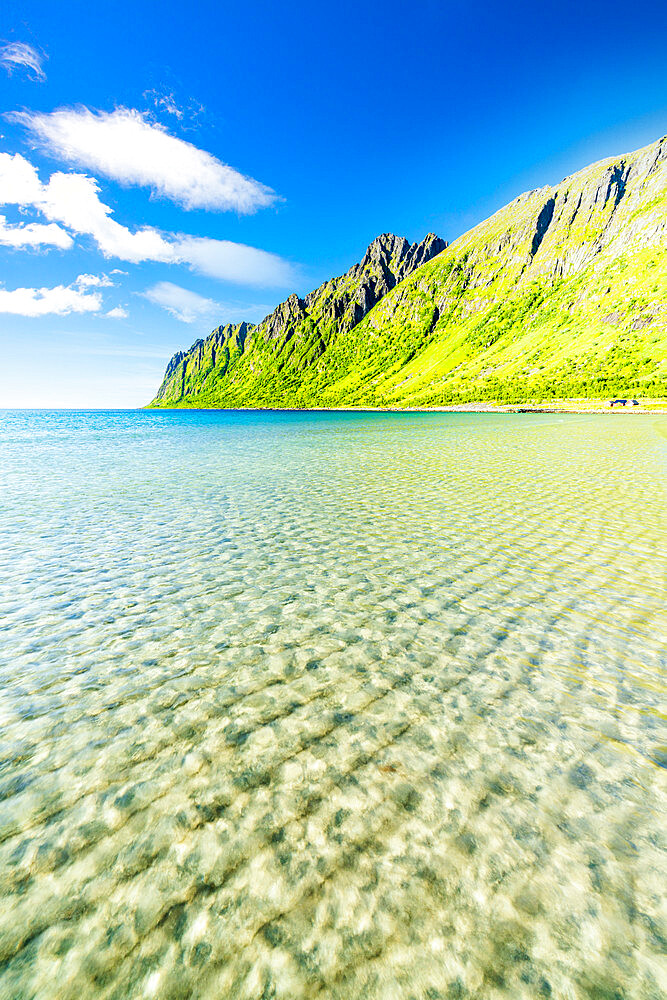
[106,305,128,319]
[76,273,114,287]
[0,214,72,248]
[176,236,295,286]
[0,274,104,316]
[143,282,221,323]
[12,106,277,212]
[0,152,296,285]
[143,88,205,126]
[0,42,46,81]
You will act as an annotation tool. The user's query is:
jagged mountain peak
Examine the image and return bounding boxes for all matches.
[360,231,446,267]
[366,231,408,249]
[362,232,410,260]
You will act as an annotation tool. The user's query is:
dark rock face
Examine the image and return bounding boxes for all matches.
[252,232,448,351]
[161,350,187,384]
[152,233,447,404]
[301,233,448,340]
[262,294,308,343]
[530,198,556,258]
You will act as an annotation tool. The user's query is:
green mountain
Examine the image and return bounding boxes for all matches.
[151,136,667,408]
[151,233,447,405]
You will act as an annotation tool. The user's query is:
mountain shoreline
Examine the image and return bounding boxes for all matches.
[150,135,667,409]
[148,398,667,413]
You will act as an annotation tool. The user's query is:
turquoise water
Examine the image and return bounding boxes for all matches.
[0,409,665,1000]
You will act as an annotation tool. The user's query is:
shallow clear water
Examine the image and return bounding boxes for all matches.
[0,409,665,1000]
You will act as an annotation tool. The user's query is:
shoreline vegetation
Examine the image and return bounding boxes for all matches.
[150,397,667,414]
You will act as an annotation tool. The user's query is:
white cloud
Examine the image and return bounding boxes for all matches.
[175,236,295,286]
[0,152,44,202]
[106,305,128,319]
[76,272,113,287]
[40,171,177,263]
[0,42,46,81]
[143,281,221,323]
[0,275,103,316]
[0,153,176,263]
[0,152,296,285]
[0,214,72,248]
[13,106,277,212]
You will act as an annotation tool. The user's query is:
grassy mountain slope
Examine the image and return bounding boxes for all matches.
[152,233,446,405]
[151,136,667,407]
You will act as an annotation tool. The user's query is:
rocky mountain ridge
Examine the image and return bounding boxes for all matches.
[151,135,667,407]
[153,233,447,404]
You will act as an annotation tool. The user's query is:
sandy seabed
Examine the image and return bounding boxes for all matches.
[0,409,665,1000]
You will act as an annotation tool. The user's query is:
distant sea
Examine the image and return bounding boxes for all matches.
[1,409,665,999]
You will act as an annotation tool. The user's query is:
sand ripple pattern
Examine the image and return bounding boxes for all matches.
[0,410,665,1000]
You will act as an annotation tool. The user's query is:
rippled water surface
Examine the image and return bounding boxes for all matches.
[0,409,665,1000]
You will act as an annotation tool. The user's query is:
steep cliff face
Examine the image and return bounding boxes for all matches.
[151,233,447,404]
[153,321,252,402]
[151,136,667,407]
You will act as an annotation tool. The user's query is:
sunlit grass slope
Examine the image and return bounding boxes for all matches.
[151,136,667,407]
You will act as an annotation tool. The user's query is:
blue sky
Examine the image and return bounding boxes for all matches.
[1,0,666,407]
